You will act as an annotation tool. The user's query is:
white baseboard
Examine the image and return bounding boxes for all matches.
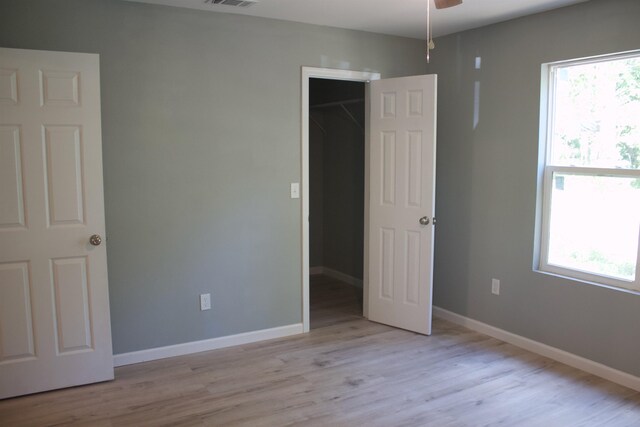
[113,323,303,367]
[311,266,363,288]
[433,306,640,392]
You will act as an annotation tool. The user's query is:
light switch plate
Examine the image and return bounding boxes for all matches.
[491,279,500,295]
[290,182,300,199]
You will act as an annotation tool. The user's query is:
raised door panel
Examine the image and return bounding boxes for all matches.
[407,90,423,117]
[0,262,35,363]
[379,228,395,301]
[51,257,93,354]
[381,92,396,118]
[403,231,421,306]
[0,68,18,104]
[381,131,396,206]
[406,131,423,208]
[40,70,80,107]
[0,126,26,229]
[43,126,85,227]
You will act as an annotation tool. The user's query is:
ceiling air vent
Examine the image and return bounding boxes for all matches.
[204,0,258,7]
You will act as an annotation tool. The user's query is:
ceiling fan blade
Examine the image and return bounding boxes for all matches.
[434,0,463,9]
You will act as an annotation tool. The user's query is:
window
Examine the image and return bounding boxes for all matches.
[539,51,640,292]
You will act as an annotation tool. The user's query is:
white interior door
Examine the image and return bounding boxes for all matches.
[367,75,437,335]
[0,47,113,399]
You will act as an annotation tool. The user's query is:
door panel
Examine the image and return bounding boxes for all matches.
[0,68,18,103]
[0,262,35,361]
[380,227,395,300]
[368,75,437,335]
[0,125,25,228]
[0,47,113,399]
[40,70,80,107]
[407,131,423,207]
[52,257,92,353]
[381,131,396,205]
[44,125,85,226]
[404,230,421,305]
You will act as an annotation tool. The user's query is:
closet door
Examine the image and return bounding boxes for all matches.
[367,75,437,335]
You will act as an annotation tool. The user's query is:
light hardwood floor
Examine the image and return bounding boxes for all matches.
[1,275,639,426]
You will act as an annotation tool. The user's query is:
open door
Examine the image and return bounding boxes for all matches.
[367,75,437,335]
[0,48,113,399]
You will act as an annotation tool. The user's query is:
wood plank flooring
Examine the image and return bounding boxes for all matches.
[1,275,639,426]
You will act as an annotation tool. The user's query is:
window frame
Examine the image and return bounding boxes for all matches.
[539,51,640,292]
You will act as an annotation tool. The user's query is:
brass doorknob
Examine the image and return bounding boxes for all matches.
[89,234,102,246]
[419,216,430,225]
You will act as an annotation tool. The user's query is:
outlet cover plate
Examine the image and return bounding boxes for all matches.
[200,293,211,311]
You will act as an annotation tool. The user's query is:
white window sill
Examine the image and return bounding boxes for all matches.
[534,269,640,297]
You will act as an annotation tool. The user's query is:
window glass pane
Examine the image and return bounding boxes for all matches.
[547,173,639,281]
[550,56,640,169]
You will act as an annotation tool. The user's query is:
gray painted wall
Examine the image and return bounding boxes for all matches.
[428,0,640,376]
[0,0,426,354]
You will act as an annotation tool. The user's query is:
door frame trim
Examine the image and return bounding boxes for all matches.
[300,66,381,332]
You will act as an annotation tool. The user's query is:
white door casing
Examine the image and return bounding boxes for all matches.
[300,67,380,332]
[368,75,437,335]
[0,47,113,399]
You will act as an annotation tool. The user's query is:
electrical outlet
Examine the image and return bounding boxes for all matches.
[491,279,500,295]
[200,293,211,311]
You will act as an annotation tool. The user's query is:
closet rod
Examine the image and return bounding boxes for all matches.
[309,98,363,109]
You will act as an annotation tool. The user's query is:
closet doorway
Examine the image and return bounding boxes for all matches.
[301,68,438,335]
[300,67,380,333]
[308,78,366,329]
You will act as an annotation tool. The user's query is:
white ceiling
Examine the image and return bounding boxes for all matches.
[125,0,588,39]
